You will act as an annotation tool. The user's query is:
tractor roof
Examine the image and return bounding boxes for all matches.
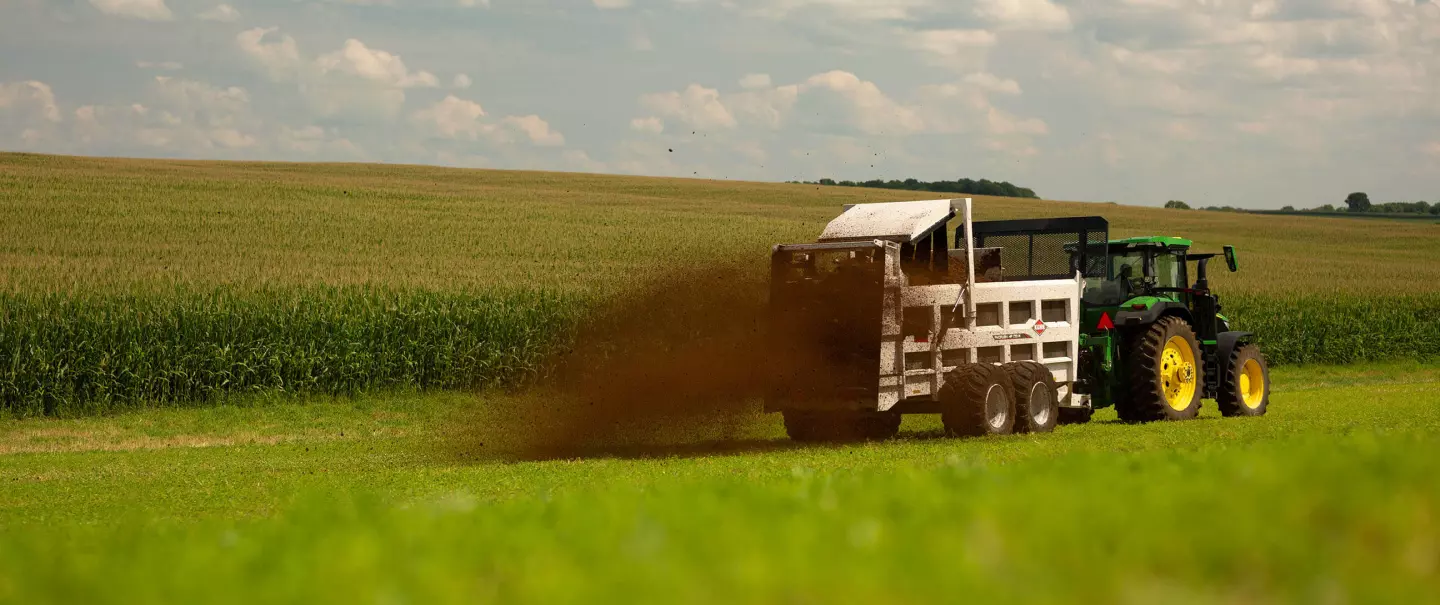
[817,199,957,244]
[1110,236,1192,248]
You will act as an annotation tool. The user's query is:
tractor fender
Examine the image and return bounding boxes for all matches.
[1113,300,1192,330]
[1216,331,1254,376]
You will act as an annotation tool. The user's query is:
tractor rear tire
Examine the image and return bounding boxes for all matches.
[783,410,901,442]
[1217,343,1270,417]
[940,363,1015,437]
[1118,315,1203,423]
[1004,361,1059,434]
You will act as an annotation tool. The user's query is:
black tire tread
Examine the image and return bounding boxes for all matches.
[1217,343,1269,417]
[1118,315,1202,423]
[1005,361,1059,434]
[940,363,1014,437]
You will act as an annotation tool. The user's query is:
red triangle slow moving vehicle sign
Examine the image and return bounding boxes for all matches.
[1097,311,1115,331]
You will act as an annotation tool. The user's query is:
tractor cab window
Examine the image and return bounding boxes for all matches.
[1081,250,1145,306]
[1110,251,1148,296]
[1154,251,1186,290]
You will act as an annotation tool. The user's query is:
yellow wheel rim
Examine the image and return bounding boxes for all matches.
[1161,336,1197,411]
[1239,358,1265,409]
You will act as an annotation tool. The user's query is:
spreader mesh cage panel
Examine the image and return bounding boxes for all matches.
[964,217,1110,282]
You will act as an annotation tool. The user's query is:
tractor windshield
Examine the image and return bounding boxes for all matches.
[1081,249,1147,306]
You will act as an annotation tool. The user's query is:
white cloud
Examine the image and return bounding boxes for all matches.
[70,77,259,152]
[503,115,565,146]
[411,95,565,147]
[961,72,1022,95]
[452,74,473,89]
[907,29,998,69]
[732,0,934,21]
[630,32,654,51]
[739,74,772,89]
[640,84,738,130]
[236,28,303,81]
[197,4,238,22]
[0,81,64,147]
[89,0,173,21]
[796,70,926,135]
[316,39,439,88]
[630,116,664,133]
[411,95,489,140]
[594,0,631,8]
[136,61,184,71]
[236,29,447,120]
[974,0,1072,32]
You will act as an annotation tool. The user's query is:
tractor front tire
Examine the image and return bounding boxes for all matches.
[1118,316,1203,423]
[1004,361,1059,434]
[783,410,901,442]
[1217,343,1270,417]
[940,363,1015,437]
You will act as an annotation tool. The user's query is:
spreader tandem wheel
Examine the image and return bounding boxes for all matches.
[1004,361,1060,433]
[1119,315,1203,423]
[940,363,1016,437]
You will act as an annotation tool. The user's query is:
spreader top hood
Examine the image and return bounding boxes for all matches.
[816,199,958,244]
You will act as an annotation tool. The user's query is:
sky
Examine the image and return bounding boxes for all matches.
[1,0,1437,209]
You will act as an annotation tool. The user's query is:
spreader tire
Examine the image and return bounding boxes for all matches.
[1004,361,1059,434]
[782,410,901,442]
[1118,315,1203,423]
[1217,343,1270,417]
[940,363,1015,437]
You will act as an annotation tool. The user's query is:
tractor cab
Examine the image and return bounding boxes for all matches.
[1084,237,1194,308]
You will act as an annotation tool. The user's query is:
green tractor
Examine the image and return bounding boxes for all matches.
[1062,234,1271,424]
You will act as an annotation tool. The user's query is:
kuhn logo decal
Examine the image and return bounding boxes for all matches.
[1033,320,1047,335]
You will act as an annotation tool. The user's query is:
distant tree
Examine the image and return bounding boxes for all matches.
[1345,192,1372,213]
[1281,205,1295,211]
[1431,202,1440,216]
[798,176,1040,199]
[1164,200,1191,209]
[1314,203,1336,212]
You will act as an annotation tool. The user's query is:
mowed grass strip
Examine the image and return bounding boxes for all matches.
[0,363,1436,603]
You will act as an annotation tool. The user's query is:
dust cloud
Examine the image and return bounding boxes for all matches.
[440,260,786,461]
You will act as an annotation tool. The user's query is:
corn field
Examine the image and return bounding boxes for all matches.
[2,285,1436,417]
[0,287,579,417]
[4,153,1439,417]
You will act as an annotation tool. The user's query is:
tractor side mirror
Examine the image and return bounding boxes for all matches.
[1223,245,1238,272]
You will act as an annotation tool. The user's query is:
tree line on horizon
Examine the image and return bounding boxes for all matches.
[789,177,1040,199]
[1164,192,1439,215]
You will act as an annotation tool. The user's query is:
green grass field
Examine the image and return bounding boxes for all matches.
[2,362,1438,603]
[3,152,1438,415]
